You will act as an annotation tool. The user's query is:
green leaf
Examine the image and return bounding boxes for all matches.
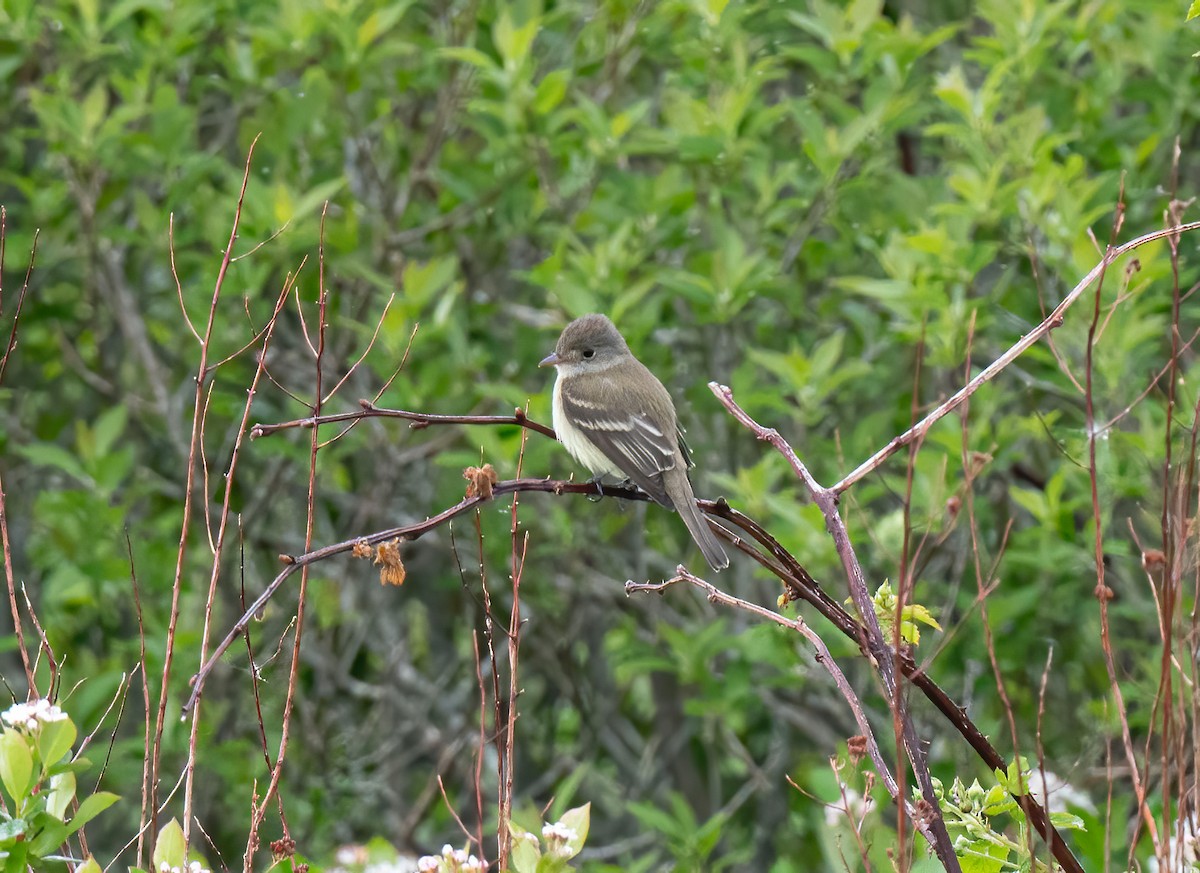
[437,46,497,71]
[0,730,34,803]
[45,770,76,820]
[71,791,119,830]
[357,1,414,48]
[1048,811,1086,832]
[28,821,71,858]
[692,0,729,26]
[509,824,541,873]
[17,443,93,484]
[75,858,103,873]
[76,0,99,37]
[92,404,128,458]
[492,8,540,71]
[533,70,569,115]
[2,837,28,872]
[1188,0,1200,20]
[958,838,1007,873]
[556,802,590,859]
[37,718,77,770]
[153,818,187,870]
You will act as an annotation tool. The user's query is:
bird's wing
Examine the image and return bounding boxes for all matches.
[558,379,680,507]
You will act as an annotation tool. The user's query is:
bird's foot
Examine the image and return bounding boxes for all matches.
[586,475,607,502]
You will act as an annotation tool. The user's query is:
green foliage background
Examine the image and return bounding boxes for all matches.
[1,0,1197,868]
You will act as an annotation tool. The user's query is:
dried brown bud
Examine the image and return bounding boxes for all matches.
[271,838,297,859]
[945,496,961,517]
[847,735,868,765]
[968,451,992,477]
[1093,583,1114,602]
[464,463,498,499]
[374,538,407,587]
[1141,549,1165,571]
[352,539,373,559]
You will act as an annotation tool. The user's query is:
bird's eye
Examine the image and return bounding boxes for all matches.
[582,349,595,359]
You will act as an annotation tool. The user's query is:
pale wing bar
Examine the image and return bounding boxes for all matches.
[559,390,679,507]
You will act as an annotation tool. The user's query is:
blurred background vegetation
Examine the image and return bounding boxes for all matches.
[1,0,1198,869]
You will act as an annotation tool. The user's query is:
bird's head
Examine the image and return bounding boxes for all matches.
[539,313,630,372]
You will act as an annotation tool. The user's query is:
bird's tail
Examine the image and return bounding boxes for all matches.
[675,485,730,571]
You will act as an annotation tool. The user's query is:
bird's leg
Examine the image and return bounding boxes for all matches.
[586,474,607,503]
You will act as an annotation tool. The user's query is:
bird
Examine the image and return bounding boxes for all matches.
[539,314,729,571]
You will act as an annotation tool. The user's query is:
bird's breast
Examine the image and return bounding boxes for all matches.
[552,374,622,478]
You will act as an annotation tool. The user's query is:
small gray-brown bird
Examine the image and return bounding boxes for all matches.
[539,314,729,571]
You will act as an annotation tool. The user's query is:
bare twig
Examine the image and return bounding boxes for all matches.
[242,208,333,868]
[250,401,556,441]
[153,135,262,838]
[0,223,36,385]
[186,271,294,846]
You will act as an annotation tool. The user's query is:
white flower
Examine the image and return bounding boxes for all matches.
[416,858,440,872]
[440,845,453,856]
[2,698,67,732]
[541,822,578,844]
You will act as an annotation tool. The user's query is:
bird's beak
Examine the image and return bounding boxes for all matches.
[538,352,560,368]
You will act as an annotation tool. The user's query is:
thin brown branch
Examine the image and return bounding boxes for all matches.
[320,321,421,448]
[251,402,556,441]
[186,266,293,848]
[0,224,36,385]
[1082,199,1160,856]
[153,134,261,838]
[126,532,152,868]
[0,466,34,694]
[242,249,326,868]
[169,214,201,344]
[321,291,396,405]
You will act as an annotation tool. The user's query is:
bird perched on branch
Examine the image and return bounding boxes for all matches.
[539,314,729,571]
